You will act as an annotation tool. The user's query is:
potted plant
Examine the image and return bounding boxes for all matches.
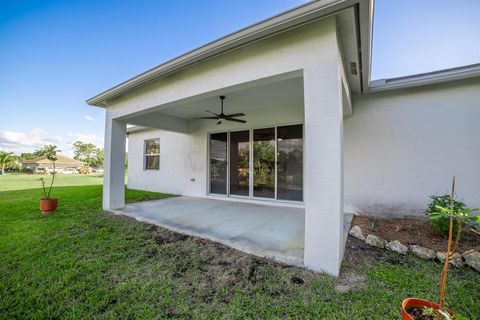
[402,177,478,320]
[38,145,61,215]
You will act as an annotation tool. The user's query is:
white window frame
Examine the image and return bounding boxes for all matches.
[144,138,160,171]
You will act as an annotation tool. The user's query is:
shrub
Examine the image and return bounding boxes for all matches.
[425,194,474,235]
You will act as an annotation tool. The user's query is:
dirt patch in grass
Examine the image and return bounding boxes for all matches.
[145,223,319,298]
[154,229,189,245]
[352,216,480,253]
[141,221,394,300]
[135,216,415,294]
[343,236,384,269]
[334,271,366,293]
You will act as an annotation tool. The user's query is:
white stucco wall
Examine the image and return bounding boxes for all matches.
[107,16,347,275]
[344,78,480,218]
[127,129,192,195]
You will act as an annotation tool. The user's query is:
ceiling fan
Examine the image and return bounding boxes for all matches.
[196,96,246,125]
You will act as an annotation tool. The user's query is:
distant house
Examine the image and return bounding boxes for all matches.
[22,155,84,172]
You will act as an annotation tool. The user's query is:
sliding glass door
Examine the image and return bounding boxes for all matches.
[277,125,303,201]
[253,128,276,198]
[230,130,249,196]
[208,124,303,201]
[209,132,227,194]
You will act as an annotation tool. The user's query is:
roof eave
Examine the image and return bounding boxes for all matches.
[368,63,480,93]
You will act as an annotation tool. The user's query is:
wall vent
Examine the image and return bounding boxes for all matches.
[349,61,358,75]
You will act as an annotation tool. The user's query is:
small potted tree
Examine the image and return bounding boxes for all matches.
[38,145,61,215]
[402,177,478,320]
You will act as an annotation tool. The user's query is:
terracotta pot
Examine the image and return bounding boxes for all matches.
[402,298,454,320]
[40,198,58,215]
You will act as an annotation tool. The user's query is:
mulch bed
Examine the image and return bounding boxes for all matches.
[352,216,480,253]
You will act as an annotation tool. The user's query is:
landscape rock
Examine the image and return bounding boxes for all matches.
[436,252,464,268]
[365,234,386,249]
[463,250,480,272]
[409,245,436,260]
[386,240,408,255]
[436,251,446,262]
[450,253,464,268]
[349,226,365,241]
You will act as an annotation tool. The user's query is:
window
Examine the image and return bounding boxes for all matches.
[144,139,160,170]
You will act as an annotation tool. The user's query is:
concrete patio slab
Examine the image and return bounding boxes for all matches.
[112,196,353,268]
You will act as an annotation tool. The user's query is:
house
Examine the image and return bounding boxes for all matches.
[22,155,85,173]
[86,0,480,276]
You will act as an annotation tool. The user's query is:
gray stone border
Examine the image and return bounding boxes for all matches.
[349,225,479,272]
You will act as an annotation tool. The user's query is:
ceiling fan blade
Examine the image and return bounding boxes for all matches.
[225,113,245,117]
[224,117,247,123]
[205,110,219,116]
[195,116,219,120]
[195,97,243,124]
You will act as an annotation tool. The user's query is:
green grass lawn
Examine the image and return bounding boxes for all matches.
[0,173,104,191]
[0,174,479,319]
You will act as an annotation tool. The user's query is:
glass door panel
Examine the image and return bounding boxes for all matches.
[209,132,227,194]
[230,131,250,196]
[277,125,303,201]
[253,128,275,198]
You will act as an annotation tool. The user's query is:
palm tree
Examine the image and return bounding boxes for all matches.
[0,151,14,175]
[35,145,61,198]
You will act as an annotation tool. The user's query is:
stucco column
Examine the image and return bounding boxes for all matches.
[103,114,126,210]
[303,62,344,276]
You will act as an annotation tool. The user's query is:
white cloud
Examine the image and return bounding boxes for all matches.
[0,129,104,157]
[84,115,99,122]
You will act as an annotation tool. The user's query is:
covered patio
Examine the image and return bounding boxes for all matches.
[112,196,353,266]
[86,2,371,275]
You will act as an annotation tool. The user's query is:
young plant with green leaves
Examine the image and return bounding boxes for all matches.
[36,145,61,199]
[426,195,473,235]
[429,177,479,314]
[421,307,468,320]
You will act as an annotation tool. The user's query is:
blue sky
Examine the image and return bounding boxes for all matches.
[0,0,478,156]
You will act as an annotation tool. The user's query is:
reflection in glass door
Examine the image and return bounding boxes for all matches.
[277,124,303,201]
[209,133,227,194]
[230,131,250,196]
[253,128,275,198]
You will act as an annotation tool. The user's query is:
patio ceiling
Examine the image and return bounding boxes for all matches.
[158,76,304,120]
[123,74,304,132]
